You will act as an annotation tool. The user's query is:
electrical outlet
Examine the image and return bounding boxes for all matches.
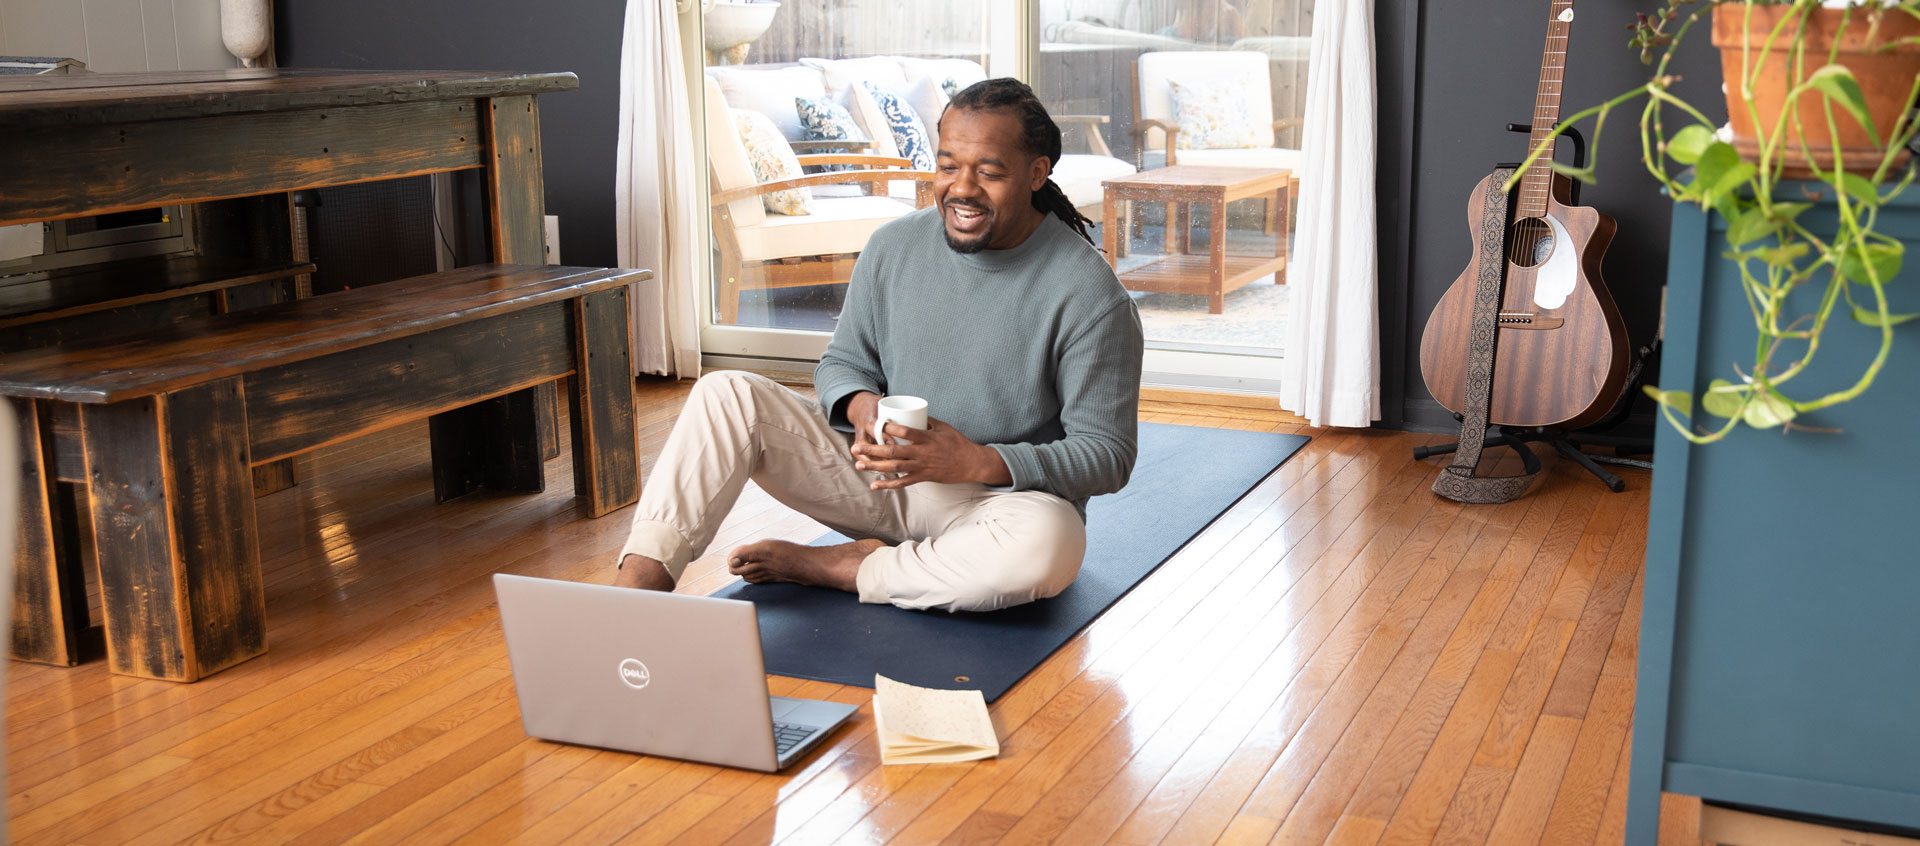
[544,215,561,265]
[0,222,43,262]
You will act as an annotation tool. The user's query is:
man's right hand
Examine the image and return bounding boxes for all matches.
[846,390,883,452]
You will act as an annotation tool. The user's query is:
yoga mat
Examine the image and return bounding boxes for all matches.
[714,422,1310,702]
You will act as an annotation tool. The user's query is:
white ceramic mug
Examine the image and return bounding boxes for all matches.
[872,395,928,446]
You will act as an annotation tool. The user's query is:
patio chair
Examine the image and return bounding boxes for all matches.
[704,76,934,325]
[1132,50,1303,231]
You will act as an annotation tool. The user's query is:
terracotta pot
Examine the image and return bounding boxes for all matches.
[1712,4,1920,176]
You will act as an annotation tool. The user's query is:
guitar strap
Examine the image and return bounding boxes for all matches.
[1433,168,1538,504]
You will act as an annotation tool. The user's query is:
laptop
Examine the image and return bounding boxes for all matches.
[492,573,859,772]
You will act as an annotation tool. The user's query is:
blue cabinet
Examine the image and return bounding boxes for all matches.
[1628,190,1920,841]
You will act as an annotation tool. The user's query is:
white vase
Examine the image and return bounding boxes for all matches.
[220,0,272,68]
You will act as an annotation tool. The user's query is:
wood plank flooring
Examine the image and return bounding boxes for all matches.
[5,377,1655,845]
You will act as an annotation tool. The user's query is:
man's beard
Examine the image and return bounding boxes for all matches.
[942,201,993,254]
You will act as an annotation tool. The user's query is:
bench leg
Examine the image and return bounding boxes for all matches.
[252,458,299,496]
[536,381,562,460]
[568,287,639,517]
[11,398,92,667]
[82,378,266,681]
[429,388,546,502]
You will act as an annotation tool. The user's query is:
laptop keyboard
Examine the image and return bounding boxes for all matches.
[773,721,816,756]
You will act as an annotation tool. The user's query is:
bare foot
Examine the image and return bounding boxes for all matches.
[613,554,675,591]
[727,538,884,593]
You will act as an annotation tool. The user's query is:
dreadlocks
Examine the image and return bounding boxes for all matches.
[942,78,1097,245]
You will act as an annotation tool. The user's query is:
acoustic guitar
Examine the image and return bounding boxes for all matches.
[1419,0,1629,430]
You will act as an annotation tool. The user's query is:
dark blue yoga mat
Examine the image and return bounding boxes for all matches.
[713,422,1310,702]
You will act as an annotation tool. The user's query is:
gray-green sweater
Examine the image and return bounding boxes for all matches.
[815,207,1145,517]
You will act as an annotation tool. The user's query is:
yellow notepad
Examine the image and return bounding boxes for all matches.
[872,674,1000,765]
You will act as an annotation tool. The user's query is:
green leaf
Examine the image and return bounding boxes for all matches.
[1838,241,1904,285]
[1850,304,1920,327]
[1667,125,1716,165]
[1643,385,1693,416]
[1690,141,1756,205]
[1701,379,1749,419]
[1741,386,1796,429]
[1549,161,1596,184]
[1837,172,1882,208]
[1711,191,1744,222]
[1770,202,1813,223]
[1808,65,1880,148]
[1756,241,1812,265]
[1727,207,1783,246]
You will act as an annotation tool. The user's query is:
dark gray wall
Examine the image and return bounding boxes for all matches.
[1377,0,1725,431]
[274,0,627,268]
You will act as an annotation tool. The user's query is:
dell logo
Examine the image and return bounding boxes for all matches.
[617,658,651,690]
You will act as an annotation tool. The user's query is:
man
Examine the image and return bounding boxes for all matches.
[612,79,1144,612]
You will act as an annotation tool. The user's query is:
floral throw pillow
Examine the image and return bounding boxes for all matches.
[732,108,812,216]
[859,81,935,171]
[796,95,865,172]
[1169,77,1261,150]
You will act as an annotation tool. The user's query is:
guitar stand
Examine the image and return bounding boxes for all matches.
[1416,122,1657,493]
[1415,427,1650,493]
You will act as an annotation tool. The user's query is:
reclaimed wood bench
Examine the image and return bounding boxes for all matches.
[0,253,315,355]
[1,262,644,681]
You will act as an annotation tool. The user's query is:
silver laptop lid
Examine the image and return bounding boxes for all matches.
[493,573,780,772]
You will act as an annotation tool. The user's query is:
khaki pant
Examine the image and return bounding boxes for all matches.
[618,371,1086,612]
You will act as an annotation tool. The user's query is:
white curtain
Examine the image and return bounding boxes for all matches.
[1277,0,1379,428]
[616,0,703,378]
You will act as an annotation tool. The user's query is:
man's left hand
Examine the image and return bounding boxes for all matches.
[852,417,1012,489]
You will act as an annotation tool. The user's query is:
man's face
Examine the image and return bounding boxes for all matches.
[934,108,1050,254]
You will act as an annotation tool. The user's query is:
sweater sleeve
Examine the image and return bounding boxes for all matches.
[989,297,1145,501]
[813,249,886,430]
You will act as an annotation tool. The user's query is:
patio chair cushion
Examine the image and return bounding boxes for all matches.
[893,56,988,94]
[1169,76,1262,150]
[732,195,919,262]
[704,76,766,228]
[1140,146,1303,172]
[705,65,826,142]
[801,55,910,102]
[732,109,814,216]
[1053,153,1137,213]
[904,74,950,149]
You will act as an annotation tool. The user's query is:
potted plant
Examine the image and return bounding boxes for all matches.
[1514,0,1920,442]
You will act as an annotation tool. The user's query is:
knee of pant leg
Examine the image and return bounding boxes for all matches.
[691,369,758,400]
[689,370,776,415]
[967,496,1086,607]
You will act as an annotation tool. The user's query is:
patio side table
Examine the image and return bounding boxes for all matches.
[1099,165,1290,314]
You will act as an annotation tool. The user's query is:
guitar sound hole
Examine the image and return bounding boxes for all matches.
[1508,217,1555,268]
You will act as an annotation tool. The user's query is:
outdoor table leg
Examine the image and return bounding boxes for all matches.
[1209,198,1227,314]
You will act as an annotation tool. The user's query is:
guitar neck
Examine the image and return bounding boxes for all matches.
[1517,0,1575,219]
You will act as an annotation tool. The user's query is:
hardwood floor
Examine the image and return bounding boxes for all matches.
[5,377,1653,845]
